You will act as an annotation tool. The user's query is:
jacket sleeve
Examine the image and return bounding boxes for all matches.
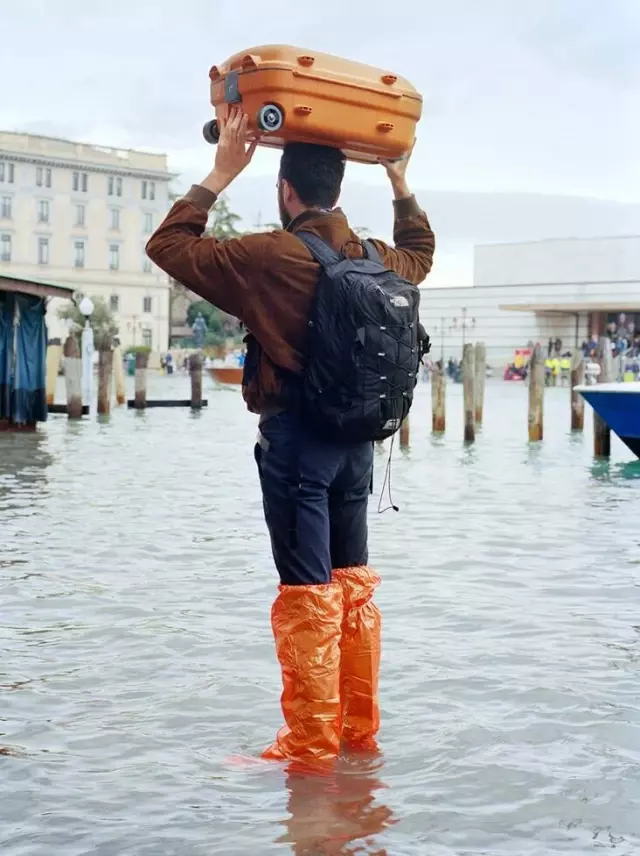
[369,196,435,285]
[145,185,266,320]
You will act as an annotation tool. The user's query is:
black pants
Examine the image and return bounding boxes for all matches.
[254,412,374,586]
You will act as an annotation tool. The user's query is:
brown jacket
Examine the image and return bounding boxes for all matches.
[146,185,435,413]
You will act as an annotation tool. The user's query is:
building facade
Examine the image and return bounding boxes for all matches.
[0,131,174,351]
[420,236,640,366]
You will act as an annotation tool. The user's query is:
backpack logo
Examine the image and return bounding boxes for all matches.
[390,295,410,308]
[383,418,401,431]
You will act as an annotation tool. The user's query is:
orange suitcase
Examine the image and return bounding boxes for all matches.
[202,45,422,164]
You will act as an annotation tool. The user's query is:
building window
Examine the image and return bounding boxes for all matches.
[74,240,85,269]
[1,196,11,219]
[37,200,50,223]
[109,244,120,270]
[108,176,114,195]
[38,237,49,265]
[143,296,152,314]
[149,181,156,201]
[36,167,50,188]
[143,253,152,273]
[75,204,85,227]
[0,162,15,183]
[110,294,119,312]
[141,180,148,199]
[1,234,11,262]
[142,328,152,348]
[110,208,120,230]
[143,212,153,233]
[116,177,122,196]
[73,171,88,192]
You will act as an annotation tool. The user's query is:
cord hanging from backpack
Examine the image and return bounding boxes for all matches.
[377,395,400,514]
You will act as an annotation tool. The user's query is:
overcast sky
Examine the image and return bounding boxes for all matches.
[4,0,639,205]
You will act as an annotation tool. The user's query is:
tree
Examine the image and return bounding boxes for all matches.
[58,295,118,348]
[206,194,243,239]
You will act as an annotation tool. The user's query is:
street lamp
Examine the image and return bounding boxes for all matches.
[79,296,94,409]
[451,307,476,355]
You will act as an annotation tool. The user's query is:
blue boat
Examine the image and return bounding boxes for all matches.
[577,382,640,458]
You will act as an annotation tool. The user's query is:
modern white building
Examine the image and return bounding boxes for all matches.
[0,131,175,351]
[420,235,640,366]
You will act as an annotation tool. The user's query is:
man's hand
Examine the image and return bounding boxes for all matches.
[202,108,258,196]
[380,140,415,201]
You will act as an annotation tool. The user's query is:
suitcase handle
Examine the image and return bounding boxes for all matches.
[230,53,261,72]
[210,54,261,80]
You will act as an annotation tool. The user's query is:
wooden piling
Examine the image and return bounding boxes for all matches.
[462,343,475,443]
[431,363,446,433]
[528,343,544,442]
[593,336,613,457]
[113,345,126,406]
[62,334,83,419]
[97,347,114,416]
[570,352,585,432]
[45,338,62,406]
[399,417,410,448]
[190,352,203,410]
[474,342,486,424]
[134,351,148,409]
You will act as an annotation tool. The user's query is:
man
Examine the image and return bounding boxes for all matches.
[146,108,435,765]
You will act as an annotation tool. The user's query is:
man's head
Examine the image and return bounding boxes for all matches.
[277,143,346,228]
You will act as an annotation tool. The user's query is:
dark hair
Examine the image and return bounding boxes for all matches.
[279,143,346,208]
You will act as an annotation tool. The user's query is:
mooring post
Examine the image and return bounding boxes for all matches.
[63,334,83,419]
[399,417,410,448]
[96,342,114,416]
[570,351,585,432]
[112,343,126,406]
[528,343,544,442]
[593,337,613,457]
[474,342,486,425]
[431,363,446,433]
[190,352,203,410]
[45,338,62,406]
[134,351,148,410]
[463,343,475,443]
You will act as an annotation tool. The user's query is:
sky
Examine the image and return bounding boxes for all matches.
[3,1,639,283]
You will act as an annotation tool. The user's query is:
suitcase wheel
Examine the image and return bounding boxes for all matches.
[202,119,220,145]
[257,104,284,133]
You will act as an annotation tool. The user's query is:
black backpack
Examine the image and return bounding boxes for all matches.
[294,231,430,443]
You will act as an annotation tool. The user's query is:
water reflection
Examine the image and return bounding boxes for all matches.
[277,756,395,855]
[589,458,640,482]
[0,431,52,498]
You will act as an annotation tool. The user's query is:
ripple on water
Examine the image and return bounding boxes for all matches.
[1,378,639,855]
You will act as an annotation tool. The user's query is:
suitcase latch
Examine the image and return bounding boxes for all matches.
[224,70,242,104]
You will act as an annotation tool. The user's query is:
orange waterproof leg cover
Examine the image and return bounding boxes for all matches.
[332,567,381,749]
[262,583,343,764]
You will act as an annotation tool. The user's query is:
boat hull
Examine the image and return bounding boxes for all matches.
[207,366,243,386]
[576,382,640,458]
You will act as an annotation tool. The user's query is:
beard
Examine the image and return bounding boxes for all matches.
[278,183,292,229]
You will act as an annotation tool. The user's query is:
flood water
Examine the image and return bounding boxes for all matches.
[1,375,639,855]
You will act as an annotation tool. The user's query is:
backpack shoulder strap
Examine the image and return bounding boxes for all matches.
[362,239,382,264]
[296,231,341,268]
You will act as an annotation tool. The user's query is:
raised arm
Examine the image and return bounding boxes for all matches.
[145,109,263,320]
[369,144,435,285]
